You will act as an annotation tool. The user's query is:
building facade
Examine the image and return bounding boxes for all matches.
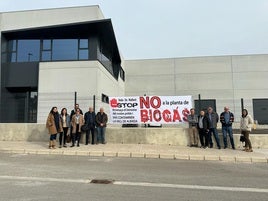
[0,6,268,124]
[0,6,125,123]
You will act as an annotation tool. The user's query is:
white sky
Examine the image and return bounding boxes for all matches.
[1,0,268,59]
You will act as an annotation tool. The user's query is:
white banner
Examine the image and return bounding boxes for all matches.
[109,96,192,124]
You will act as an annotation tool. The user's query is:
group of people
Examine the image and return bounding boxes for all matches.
[46,104,108,149]
[187,106,254,152]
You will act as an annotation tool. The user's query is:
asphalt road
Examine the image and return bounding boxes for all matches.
[0,153,267,201]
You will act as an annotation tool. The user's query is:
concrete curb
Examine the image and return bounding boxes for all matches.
[0,148,267,163]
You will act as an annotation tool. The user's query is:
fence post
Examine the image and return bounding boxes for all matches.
[93,95,96,112]
[74,91,77,106]
[241,98,244,111]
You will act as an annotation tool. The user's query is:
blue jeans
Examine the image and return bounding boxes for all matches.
[97,127,106,143]
[50,133,57,141]
[208,128,221,148]
[222,126,235,148]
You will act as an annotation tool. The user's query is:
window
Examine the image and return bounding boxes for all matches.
[194,99,216,114]
[101,93,109,104]
[52,39,78,61]
[253,99,268,124]
[17,40,40,62]
[78,39,89,60]
[41,39,52,61]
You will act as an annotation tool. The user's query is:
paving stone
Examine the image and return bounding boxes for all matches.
[76,151,90,156]
[235,157,252,163]
[251,157,268,163]
[103,152,117,157]
[159,154,175,159]
[131,152,145,158]
[204,155,220,161]
[189,155,205,161]
[90,151,104,157]
[117,152,131,158]
[219,156,236,162]
[174,154,190,160]
[145,153,160,159]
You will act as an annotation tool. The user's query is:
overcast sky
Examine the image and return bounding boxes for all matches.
[1,0,268,60]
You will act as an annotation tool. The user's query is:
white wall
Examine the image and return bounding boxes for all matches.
[0,6,104,31]
[38,61,125,123]
[125,55,268,122]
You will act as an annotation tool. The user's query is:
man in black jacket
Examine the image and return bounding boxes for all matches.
[198,110,210,148]
[96,107,108,144]
[84,107,96,145]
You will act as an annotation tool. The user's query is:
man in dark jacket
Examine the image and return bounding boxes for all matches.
[206,107,221,149]
[84,107,96,145]
[220,106,235,149]
[198,110,210,148]
[96,107,108,144]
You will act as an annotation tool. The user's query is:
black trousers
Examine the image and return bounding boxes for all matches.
[85,125,95,144]
[199,128,209,147]
[59,127,68,145]
[72,125,81,145]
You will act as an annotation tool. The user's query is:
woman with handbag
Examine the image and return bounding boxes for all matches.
[240,109,254,152]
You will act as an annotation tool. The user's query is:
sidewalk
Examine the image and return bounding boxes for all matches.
[0,141,267,163]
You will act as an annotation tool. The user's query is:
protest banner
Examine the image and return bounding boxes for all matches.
[109,96,192,124]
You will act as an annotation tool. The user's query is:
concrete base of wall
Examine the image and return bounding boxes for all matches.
[0,124,267,148]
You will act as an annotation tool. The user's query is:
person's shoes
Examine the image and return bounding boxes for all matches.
[102,142,106,144]
[224,146,227,149]
[246,149,253,152]
[59,145,62,148]
[77,144,80,147]
[204,146,208,149]
[85,143,88,145]
[63,144,67,148]
[209,145,213,148]
[232,147,235,150]
[70,145,74,147]
[218,147,221,149]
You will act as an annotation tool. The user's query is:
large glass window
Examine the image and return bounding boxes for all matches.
[17,40,40,62]
[52,39,78,61]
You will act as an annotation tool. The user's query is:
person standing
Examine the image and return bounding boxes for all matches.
[46,107,63,149]
[240,109,254,152]
[187,108,199,147]
[206,107,221,149]
[96,107,108,144]
[59,108,70,148]
[71,108,84,147]
[84,107,96,145]
[70,104,83,145]
[220,106,235,149]
[197,110,210,148]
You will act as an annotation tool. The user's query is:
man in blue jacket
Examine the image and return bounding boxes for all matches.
[220,106,235,149]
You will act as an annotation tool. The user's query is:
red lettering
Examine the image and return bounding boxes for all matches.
[182,108,190,122]
[140,97,150,109]
[153,110,161,122]
[173,108,182,122]
[150,96,161,109]
[140,109,149,122]
[162,109,171,122]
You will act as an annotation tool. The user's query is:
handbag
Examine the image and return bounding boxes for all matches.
[66,135,71,143]
[81,124,89,132]
[240,135,245,142]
